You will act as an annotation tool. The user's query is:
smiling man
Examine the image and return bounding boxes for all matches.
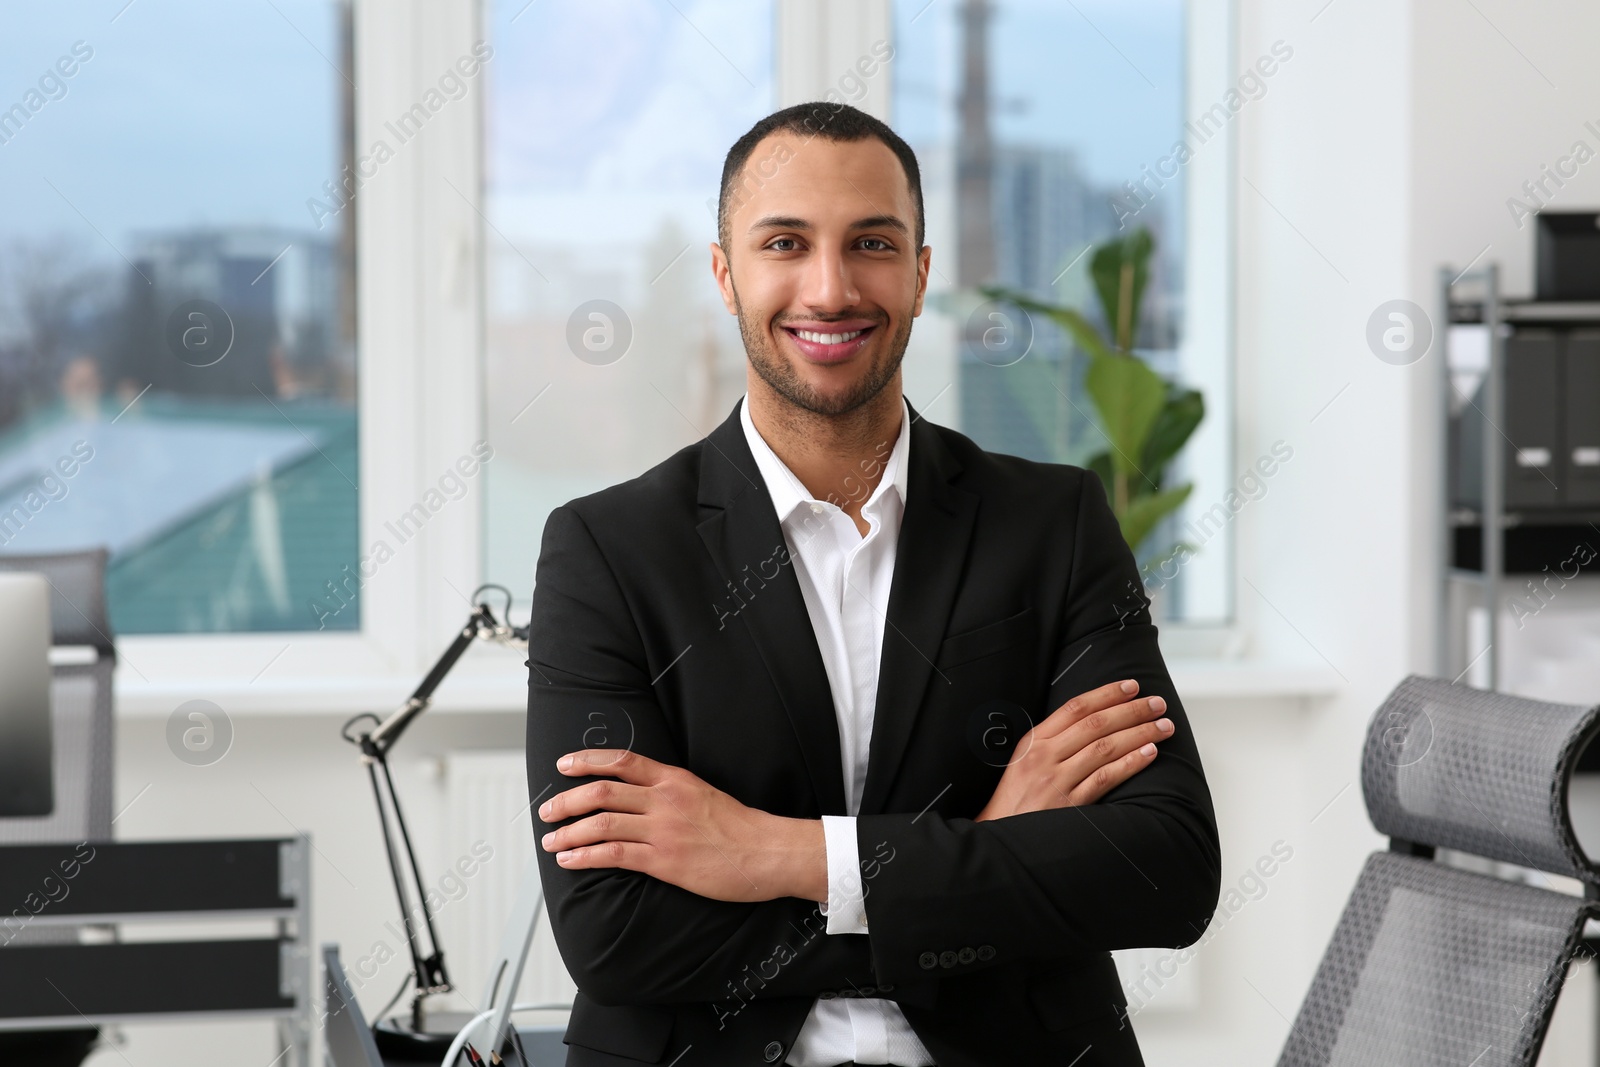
[526,102,1221,1067]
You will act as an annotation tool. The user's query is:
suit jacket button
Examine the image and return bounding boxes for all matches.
[859,986,876,996]
[763,1040,784,1062]
[977,944,996,961]
[919,952,938,970]
[839,988,858,998]
[939,950,958,968]
[818,990,836,1000]
[958,946,977,964]
[878,982,895,992]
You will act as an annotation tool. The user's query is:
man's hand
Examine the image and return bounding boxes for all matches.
[537,748,827,904]
[975,679,1173,822]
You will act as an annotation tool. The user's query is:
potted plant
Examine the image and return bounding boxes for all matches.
[980,228,1203,569]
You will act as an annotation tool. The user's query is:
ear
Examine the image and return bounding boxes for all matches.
[911,244,932,318]
[710,241,738,315]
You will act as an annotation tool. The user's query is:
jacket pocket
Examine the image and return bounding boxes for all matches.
[1025,951,1129,1032]
[563,991,675,1062]
[936,606,1036,670]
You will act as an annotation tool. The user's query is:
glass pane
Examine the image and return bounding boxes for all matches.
[481,0,774,599]
[0,1,359,634]
[894,0,1206,617]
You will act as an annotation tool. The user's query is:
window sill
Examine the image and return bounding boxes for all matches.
[1165,658,1343,702]
[113,641,531,719]
[113,654,1341,718]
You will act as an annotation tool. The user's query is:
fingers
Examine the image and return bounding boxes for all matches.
[549,836,651,871]
[539,778,650,824]
[555,747,658,781]
[1039,679,1142,738]
[542,810,651,859]
[1055,690,1168,751]
[1057,697,1172,776]
[1066,736,1163,806]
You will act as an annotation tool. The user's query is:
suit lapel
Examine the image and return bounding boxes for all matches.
[857,402,977,817]
[694,397,978,820]
[696,400,848,816]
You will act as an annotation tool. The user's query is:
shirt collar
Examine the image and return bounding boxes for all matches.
[739,392,911,527]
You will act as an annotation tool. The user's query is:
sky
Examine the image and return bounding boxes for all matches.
[0,0,343,246]
[894,0,1187,187]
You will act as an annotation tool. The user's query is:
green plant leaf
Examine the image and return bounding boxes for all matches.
[1140,386,1205,477]
[1083,349,1165,482]
[1118,484,1193,554]
[1090,229,1153,351]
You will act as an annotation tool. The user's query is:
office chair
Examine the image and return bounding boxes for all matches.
[1275,675,1600,1066]
[0,549,115,1066]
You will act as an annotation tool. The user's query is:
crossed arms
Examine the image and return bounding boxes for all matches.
[526,473,1221,1005]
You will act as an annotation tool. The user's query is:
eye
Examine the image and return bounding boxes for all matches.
[765,237,800,252]
[858,237,892,252]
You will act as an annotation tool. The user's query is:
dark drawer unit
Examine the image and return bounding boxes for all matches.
[1451,324,1600,520]
[1566,331,1600,507]
[1503,330,1563,508]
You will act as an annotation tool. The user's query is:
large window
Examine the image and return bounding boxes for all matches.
[480,0,775,598]
[481,0,1232,627]
[0,0,358,634]
[0,0,1231,684]
[893,0,1232,624]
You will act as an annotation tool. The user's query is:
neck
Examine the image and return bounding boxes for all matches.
[745,377,904,518]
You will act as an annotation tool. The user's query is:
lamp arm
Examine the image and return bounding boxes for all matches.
[368,603,496,753]
[337,586,530,1036]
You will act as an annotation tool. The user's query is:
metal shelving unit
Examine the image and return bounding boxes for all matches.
[1436,263,1505,688]
[1435,263,1600,690]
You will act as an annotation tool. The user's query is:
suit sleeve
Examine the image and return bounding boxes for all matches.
[527,504,880,1007]
[855,470,1223,988]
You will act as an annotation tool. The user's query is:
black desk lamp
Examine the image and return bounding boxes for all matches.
[339,584,528,1058]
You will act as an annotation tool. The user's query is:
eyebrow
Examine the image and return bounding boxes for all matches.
[747,213,910,238]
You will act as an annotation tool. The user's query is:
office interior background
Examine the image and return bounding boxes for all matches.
[4,0,1600,1063]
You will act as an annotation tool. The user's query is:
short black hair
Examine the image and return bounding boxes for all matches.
[718,101,925,254]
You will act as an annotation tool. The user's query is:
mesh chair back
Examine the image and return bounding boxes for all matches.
[1276,851,1590,1066]
[1363,674,1600,883]
[0,549,115,846]
[1277,676,1600,1067]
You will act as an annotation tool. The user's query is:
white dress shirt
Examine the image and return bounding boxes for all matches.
[739,393,937,1067]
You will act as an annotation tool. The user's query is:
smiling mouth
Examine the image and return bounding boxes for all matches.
[793,328,865,344]
[781,324,878,363]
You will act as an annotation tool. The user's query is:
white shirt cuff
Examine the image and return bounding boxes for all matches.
[819,815,869,934]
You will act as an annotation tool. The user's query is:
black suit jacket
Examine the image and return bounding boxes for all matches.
[526,397,1221,1067]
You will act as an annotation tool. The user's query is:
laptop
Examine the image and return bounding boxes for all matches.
[323,943,385,1067]
[0,573,54,817]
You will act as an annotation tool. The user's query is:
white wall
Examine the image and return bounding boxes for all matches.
[1130,1,1600,1064]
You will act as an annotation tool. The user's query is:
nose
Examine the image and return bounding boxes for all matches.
[796,238,860,311]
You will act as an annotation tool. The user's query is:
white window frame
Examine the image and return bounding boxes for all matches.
[115,0,1237,716]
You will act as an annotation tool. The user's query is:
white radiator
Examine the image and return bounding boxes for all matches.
[441,750,576,1017]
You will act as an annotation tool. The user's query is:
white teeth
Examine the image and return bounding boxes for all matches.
[794,329,863,345]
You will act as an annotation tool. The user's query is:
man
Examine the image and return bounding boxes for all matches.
[527,101,1221,1067]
